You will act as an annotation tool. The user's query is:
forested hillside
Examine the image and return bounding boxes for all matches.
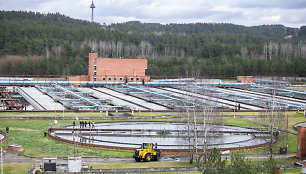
[114,21,300,38]
[0,10,305,77]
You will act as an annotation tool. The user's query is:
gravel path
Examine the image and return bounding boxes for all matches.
[1,151,296,164]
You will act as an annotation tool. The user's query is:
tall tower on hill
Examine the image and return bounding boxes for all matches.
[90,0,96,22]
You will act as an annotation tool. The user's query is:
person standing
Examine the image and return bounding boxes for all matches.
[44,131,47,139]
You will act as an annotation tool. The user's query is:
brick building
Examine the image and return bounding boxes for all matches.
[68,53,150,82]
[237,76,254,83]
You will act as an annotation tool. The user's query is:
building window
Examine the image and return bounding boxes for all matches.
[94,77,96,81]
[136,77,139,81]
[131,77,134,81]
[94,58,97,65]
[94,72,96,76]
[108,77,111,81]
[103,77,106,81]
[94,66,97,71]
[119,77,123,81]
[114,77,117,81]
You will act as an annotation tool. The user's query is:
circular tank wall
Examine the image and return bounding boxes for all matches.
[49,121,275,154]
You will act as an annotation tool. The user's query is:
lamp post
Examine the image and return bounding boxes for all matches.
[72,130,76,157]
[1,138,3,174]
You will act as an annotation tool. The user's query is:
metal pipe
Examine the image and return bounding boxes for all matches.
[54,84,100,107]
[0,80,256,86]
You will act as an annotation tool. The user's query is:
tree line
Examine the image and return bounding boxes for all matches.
[147,57,306,78]
[0,10,305,77]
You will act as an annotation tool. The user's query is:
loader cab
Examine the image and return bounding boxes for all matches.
[141,143,153,150]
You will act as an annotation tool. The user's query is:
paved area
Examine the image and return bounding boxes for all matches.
[1,151,296,164]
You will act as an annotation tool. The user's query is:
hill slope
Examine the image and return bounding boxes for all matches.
[113,21,300,38]
[0,10,305,77]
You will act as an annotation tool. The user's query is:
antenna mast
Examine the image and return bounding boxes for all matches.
[90,0,96,22]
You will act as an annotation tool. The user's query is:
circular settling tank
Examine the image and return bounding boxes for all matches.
[0,134,4,141]
[49,121,275,153]
[0,131,6,143]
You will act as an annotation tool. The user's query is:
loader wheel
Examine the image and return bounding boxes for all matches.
[144,153,151,162]
[135,157,141,162]
[152,155,159,161]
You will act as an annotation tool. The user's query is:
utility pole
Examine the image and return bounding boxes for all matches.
[1,139,3,174]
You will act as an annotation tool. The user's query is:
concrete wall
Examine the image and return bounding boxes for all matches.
[67,75,89,81]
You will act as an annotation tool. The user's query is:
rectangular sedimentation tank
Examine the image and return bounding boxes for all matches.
[18,87,65,110]
[95,87,169,110]
[162,87,263,110]
[78,87,147,110]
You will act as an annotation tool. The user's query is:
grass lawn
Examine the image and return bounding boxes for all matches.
[90,161,195,169]
[219,111,299,116]
[144,172,201,174]
[224,116,299,154]
[285,86,306,92]
[0,111,182,118]
[245,116,306,132]
[240,115,306,154]
[0,111,299,118]
[0,119,132,158]
[282,168,302,174]
[3,163,32,174]
[1,160,300,174]
[287,116,306,132]
[2,161,201,174]
[223,117,261,127]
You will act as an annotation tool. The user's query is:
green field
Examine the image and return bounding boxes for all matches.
[0,110,300,118]
[2,163,32,174]
[0,111,182,117]
[0,119,132,158]
[90,161,195,169]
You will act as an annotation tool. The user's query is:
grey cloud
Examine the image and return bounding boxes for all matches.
[231,0,306,9]
[0,0,305,27]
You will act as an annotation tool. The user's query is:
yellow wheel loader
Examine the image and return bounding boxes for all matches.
[133,143,161,162]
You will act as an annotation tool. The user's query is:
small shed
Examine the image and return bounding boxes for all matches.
[43,158,57,172]
[68,157,82,172]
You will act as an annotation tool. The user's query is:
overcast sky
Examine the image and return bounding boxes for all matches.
[0,0,305,27]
